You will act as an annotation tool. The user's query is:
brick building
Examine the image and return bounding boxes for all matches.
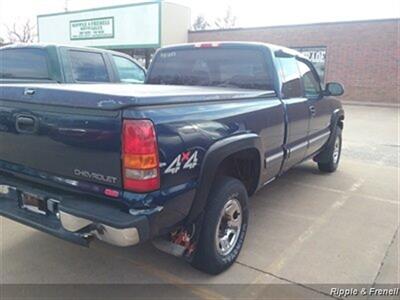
[189,19,399,104]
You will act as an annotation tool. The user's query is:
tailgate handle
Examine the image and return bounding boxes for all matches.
[16,116,37,133]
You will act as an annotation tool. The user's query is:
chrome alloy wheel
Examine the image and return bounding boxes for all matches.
[215,197,243,256]
[333,135,341,164]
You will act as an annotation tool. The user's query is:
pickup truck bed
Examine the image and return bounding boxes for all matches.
[0,83,275,198]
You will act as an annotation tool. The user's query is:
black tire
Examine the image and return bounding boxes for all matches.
[191,177,249,275]
[318,127,342,173]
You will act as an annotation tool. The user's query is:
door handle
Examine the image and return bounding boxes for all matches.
[309,106,316,117]
[24,88,36,96]
[16,115,38,133]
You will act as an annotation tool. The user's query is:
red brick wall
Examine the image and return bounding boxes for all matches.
[188,19,399,104]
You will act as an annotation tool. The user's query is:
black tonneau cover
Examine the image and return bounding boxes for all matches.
[0,84,276,110]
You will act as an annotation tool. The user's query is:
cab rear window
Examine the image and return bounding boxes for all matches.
[147,48,274,90]
[0,48,49,79]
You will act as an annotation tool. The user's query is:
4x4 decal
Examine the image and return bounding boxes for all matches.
[165,151,199,175]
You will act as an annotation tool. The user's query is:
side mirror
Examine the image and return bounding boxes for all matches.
[324,82,344,97]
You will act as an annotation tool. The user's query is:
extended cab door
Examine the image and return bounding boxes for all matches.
[275,54,309,172]
[297,60,332,156]
[61,48,115,83]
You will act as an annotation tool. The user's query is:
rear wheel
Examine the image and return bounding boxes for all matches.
[318,127,342,173]
[191,177,249,275]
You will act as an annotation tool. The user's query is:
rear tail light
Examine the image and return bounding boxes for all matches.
[122,120,160,193]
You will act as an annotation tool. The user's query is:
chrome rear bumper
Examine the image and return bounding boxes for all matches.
[0,176,153,248]
[59,211,140,247]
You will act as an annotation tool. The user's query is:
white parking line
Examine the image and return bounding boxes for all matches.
[287,181,398,206]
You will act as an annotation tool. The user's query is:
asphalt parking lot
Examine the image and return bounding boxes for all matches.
[0,104,399,299]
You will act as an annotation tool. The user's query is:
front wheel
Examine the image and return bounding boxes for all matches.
[318,127,342,173]
[191,177,249,275]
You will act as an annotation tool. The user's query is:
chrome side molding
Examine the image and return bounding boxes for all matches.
[309,131,330,144]
[265,151,284,164]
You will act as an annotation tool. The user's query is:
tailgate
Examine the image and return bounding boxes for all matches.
[0,87,123,189]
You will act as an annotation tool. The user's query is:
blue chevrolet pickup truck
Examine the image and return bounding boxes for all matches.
[0,42,344,274]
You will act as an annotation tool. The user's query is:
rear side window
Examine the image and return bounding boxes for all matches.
[276,56,302,98]
[69,51,110,82]
[0,48,49,79]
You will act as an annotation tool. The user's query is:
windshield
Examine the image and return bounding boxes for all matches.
[147,48,274,90]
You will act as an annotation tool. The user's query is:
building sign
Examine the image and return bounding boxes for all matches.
[294,47,327,82]
[39,2,190,49]
[70,17,114,40]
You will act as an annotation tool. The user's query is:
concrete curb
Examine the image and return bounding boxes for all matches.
[343,101,399,108]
